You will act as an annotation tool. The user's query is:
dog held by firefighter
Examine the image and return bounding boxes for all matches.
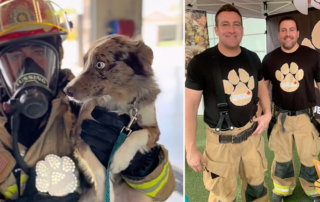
[64,35,161,202]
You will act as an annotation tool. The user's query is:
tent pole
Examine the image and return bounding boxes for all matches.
[191,0,197,5]
[220,0,262,14]
[267,1,291,4]
[268,2,292,14]
[196,4,230,6]
[197,3,261,6]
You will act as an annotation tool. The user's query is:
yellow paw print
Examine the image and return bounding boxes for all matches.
[223,69,255,106]
[301,20,320,89]
[276,63,304,92]
[302,20,320,50]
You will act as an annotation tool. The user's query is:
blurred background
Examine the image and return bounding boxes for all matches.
[51,0,184,201]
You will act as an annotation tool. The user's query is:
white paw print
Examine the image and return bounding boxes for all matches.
[35,154,78,197]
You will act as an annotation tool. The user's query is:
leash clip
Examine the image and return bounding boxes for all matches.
[121,107,139,136]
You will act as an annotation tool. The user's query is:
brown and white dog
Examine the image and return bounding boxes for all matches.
[64,35,161,202]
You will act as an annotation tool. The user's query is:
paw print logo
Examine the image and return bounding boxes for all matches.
[35,154,78,197]
[276,62,304,92]
[223,69,255,106]
[302,20,320,50]
[301,21,320,91]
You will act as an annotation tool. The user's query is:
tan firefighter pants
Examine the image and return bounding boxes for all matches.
[203,121,269,202]
[269,112,320,199]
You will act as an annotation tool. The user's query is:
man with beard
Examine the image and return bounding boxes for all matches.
[185,4,271,202]
[262,16,320,202]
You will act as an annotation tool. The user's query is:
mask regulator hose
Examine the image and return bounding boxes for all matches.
[10,99,30,173]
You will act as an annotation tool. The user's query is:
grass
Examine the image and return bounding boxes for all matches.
[185,116,319,202]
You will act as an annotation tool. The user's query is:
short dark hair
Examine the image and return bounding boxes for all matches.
[278,16,299,31]
[191,12,205,20]
[215,4,243,26]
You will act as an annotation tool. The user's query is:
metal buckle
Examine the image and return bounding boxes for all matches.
[120,126,132,136]
[121,107,139,136]
[219,111,228,116]
[231,135,235,143]
[217,103,228,108]
[288,111,296,116]
[217,103,228,112]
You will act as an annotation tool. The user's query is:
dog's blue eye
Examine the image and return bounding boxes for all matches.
[96,62,105,69]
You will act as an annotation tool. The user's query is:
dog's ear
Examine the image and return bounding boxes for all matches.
[132,34,142,41]
[83,52,88,65]
[122,38,154,76]
[133,39,153,72]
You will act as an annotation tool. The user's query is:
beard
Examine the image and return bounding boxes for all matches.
[281,36,297,50]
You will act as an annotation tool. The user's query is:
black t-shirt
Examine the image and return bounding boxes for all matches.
[185,46,263,128]
[262,45,320,111]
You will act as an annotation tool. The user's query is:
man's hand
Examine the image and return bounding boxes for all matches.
[186,148,206,172]
[252,112,272,135]
[81,107,160,179]
[185,88,204,172]
[253,79,272,135]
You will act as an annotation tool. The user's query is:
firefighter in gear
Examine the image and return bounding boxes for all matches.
[0,0,175,201]
[185,4,272,202]
[263,16,320,202]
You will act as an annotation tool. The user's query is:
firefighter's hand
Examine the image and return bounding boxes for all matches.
[80,106,141,168]
[121,145,162,179]
[186,148,206,172]
[252,112,272,135]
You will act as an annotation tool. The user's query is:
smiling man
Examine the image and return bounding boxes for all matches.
[185,4,271,202]
[262,16,320,202]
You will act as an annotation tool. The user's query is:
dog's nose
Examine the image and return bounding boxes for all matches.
[64,86,75,97]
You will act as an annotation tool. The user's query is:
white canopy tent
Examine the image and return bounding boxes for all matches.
[185,0,319,116]
[185,0,314,19]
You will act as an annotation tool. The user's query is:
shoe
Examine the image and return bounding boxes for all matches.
[314,199,320,202]
[271,193,284,202]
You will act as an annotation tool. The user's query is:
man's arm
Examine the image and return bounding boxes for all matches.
[256,79,270,117]
[185,87,206,172]
[252,79,272,135]
[185,87,202,153]
[258,79,271,115]
[265,79,270,89]
[316,82,320,93]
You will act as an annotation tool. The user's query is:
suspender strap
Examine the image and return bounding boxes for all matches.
[209,46,234,132]
[207,46,259,132]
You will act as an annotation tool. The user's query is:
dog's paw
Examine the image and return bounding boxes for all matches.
[110,144,137,174]
[139,145,150,154]
[110,130,149,174]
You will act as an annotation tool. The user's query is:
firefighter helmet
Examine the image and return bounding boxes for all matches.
[0,0,71,47]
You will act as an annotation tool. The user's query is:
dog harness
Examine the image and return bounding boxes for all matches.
[105,107,138,202]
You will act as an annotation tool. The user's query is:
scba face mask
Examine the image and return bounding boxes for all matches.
[0,40,60,119]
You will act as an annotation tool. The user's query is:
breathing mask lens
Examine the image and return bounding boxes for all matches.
[0,40,60,118]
